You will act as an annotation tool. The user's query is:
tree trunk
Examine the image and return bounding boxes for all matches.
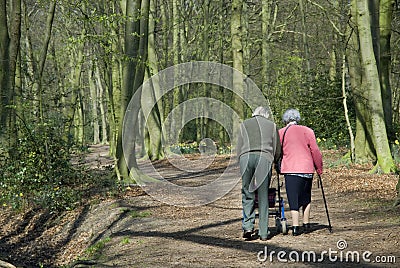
[116,0,150,181]
[299,0,311,86]
[0,0,21,149]
[0,1,11,140]
[231,0,244,122]
[35,0,57,122]
[160,0,171,142]
[379,0,395,141]
[71,33,85,146]
[160,0,169,68]
[90,63,100,144]
[106,60,118,155]
[116,0,142,180]
[22,0,36,124]
[7,0,21,151]
[356,0,395,173]
[201,0,210,139]
[261,0,274,96]
[342,54,355,161]
[105,1,123,157]
[143,0,164,160]
[94,60,108,144]
[347,0,376,163]
[171,0,182,142]
[218,0,229,145]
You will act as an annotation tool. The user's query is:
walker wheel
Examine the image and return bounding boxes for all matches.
[281,219,288,235]
[275,218,282,232]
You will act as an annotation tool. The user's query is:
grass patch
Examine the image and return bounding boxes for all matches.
[120,237,130,245]
[129,210,151,218]
[84,237,111,258]
[119,208,151,218]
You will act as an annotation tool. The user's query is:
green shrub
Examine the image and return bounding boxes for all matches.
[169,142,232,155]
[0,123,88,212]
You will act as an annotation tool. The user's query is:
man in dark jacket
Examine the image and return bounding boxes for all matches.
[236,106,281,240]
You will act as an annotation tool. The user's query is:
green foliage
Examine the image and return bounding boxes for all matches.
[169,142,232,155]
[302,75,355,148]
[217,145,233,155]
[84,237,111,258]
[170,142,200,154]
[0,123,89,212]
[129,210,151,218]
[272,70,355,149]
[179,119,198,142]
[120,237,130,245]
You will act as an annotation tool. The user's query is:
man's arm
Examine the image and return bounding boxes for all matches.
[273,126,282,163]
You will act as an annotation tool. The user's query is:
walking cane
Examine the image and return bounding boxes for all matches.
[317,173,333,233]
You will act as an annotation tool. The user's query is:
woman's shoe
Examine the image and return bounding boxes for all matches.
[292,226,301,236]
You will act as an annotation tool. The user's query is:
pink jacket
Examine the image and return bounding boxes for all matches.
[279,124,323,175]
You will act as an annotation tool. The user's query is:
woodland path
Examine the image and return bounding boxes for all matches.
[0,145,399,267]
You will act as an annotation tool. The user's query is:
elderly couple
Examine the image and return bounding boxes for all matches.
[236,107,323,240]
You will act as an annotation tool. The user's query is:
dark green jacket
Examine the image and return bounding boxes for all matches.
[236,116,282,163]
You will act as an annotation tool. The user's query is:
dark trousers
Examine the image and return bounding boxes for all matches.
[239,153,272,238]
[284,174,313,210]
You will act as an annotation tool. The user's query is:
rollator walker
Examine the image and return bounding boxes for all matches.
[255,174,288,235]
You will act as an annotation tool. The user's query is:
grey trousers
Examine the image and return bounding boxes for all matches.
[239,153,272,238]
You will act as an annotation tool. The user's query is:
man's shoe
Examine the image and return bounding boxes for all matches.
[243,230,253,239]
[259,231,272,241]
[292,226,302,236]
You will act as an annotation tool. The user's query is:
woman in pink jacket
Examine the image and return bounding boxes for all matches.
[279,109,323,236]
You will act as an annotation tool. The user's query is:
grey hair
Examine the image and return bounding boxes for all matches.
[252,106,271,119]
[282,108,301,124]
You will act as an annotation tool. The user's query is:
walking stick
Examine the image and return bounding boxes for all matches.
[317,173,333,233]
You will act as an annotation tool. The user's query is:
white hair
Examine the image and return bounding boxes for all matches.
[282,108,301,124]
[252,107,271,119]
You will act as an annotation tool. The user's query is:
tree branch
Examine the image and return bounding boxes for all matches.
[307,0,346,36]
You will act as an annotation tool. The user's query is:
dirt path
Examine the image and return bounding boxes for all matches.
[0,146,399,267]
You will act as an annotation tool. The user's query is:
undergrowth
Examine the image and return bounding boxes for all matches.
[0,123,119,212]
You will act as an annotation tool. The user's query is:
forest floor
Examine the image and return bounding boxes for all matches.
[0,145,400,268]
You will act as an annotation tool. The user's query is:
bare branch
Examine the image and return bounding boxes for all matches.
[307,0,346,36]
